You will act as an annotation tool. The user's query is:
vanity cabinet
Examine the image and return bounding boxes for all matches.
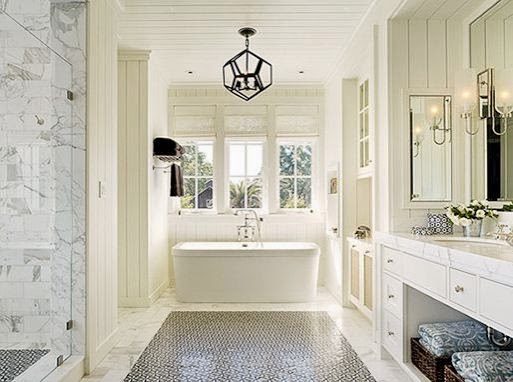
[449,268,477,312]
[347,238,373,319]
[376,233,513,382]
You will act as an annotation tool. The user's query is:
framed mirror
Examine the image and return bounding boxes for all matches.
[409,95,452,202]
[470,0,513,202]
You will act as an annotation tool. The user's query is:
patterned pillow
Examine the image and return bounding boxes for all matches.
[427,213,454,235]
[452,351,513,382]
[418,320,498,357]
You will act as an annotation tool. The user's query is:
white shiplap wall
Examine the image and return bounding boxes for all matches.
[471,0,513,71]
[118,51,151,307]
[118,51,170,308]
[86,0,120,372]
[389,16,467,231]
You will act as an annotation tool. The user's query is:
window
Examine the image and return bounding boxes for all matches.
[279,142,313,209]
[180,140,214,210]
[228,140,264,209]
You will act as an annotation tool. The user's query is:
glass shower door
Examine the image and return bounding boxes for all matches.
[0,10,73,382]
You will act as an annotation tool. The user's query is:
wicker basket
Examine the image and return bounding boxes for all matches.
[411,338,453,382]
[444,365,465,382]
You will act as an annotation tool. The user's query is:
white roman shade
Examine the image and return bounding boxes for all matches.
[173,105,216,136]
[275,105,319,136]
[224,105,268,135]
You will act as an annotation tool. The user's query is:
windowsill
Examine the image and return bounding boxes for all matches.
[169,211,325,222]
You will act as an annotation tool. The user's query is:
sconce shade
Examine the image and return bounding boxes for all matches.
[454,69,477,112]
[495,68,513,112]
[425,97,443,118]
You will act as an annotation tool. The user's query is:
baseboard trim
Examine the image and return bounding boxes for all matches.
[118,296,151,308]
[86,327,120,373]
[119,281,169,307]
[149,280,169,303]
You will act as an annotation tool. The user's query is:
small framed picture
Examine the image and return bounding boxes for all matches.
[329,177,338,194]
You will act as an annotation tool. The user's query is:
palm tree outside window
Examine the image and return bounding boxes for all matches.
[228,140,264,209]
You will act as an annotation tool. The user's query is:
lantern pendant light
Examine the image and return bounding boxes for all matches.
[222,27,273,101]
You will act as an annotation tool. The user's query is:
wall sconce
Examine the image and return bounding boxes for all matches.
[494,68,513,135]
[455,69,479,135]
[412,125,424,158]
[456,67,513,136]
[428,98,451,145]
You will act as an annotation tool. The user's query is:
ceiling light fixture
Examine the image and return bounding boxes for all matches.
[222,27,273,101]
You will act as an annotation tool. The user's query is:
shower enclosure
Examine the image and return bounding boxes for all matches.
[0,9,73,382]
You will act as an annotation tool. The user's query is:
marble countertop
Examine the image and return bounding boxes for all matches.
[375,232,513,286]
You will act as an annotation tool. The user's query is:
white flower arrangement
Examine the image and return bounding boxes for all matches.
[446,200,498,227]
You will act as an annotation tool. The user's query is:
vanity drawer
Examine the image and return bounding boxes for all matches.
[382,310,403,360]
[383,274,403,318]
[403,254,446,298]
[479,279,513,330]
[382,247,403,276]
[449,269,477,312]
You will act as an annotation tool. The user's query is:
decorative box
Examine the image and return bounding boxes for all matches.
[411,226,434,236]
[427,213,453,235]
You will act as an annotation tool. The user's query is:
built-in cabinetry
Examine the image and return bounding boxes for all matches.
[358,79,372,174]
[376,233,513,381]
[347,238,373,319]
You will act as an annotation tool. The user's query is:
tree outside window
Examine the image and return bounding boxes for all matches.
[180,141,214,210]
[279,143,312,209]
[228,141,264,209]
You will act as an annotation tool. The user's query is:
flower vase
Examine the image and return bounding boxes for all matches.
[463,219,482,237]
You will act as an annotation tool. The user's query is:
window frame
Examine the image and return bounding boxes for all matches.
[176,138,217,213]
[276,137,317,213]
[225,137,268,213]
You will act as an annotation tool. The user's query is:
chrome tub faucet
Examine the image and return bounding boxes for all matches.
[234,209,263,243]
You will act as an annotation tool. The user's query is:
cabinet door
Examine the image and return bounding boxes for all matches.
[358,79,371,170]
[363,253,373,310]
[350,248,360,300]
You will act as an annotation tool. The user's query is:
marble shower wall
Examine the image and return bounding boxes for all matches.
[0,0,86,358]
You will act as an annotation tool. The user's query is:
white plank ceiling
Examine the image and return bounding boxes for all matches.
[393,0,487,20]
[117,0,374,84]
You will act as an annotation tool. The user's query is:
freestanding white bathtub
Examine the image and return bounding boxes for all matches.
[172,242,320,303]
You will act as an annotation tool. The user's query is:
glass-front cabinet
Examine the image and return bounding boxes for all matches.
[358,79,372,173]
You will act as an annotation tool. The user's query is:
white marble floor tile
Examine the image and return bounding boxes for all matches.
[80,288,412,382]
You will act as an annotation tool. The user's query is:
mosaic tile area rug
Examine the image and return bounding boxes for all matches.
[0,349,50,382]
[124,311,377,382]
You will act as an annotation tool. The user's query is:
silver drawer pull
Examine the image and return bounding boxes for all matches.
[454,285,464,293]
[388,294,395,299]
[364,250,371,254]
[386,259,394,264]
[388,331,395,336]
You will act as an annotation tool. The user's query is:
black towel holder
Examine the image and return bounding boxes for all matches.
[153,137,184,171]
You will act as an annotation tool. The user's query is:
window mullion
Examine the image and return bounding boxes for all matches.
[195,144,199,210]
[244,142,248,208]
[294,145,298,209]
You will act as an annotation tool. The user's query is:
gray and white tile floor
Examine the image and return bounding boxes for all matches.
[80,288,412,382]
